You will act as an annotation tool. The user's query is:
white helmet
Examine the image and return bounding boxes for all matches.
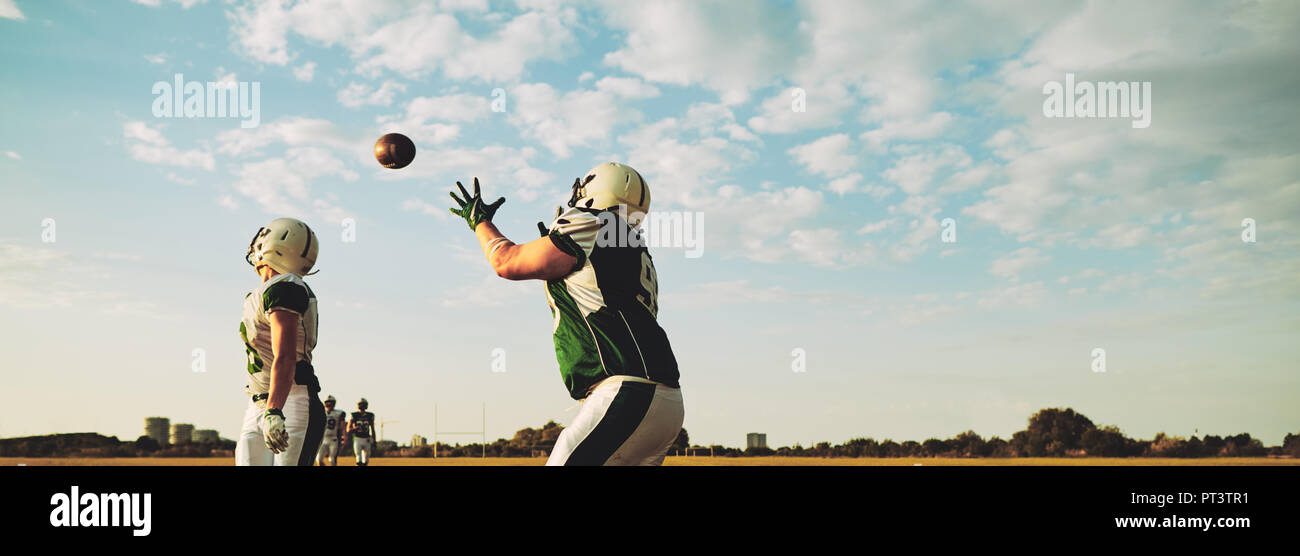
[246,217,319,276]
[567,162,650,226]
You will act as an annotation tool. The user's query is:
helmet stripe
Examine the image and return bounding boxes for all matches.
[300,226,313,257]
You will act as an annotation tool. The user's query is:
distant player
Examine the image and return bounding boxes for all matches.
[348,398,376,466]
[235,218,326,466]
[316,395,346,466]
[448,164,684,466]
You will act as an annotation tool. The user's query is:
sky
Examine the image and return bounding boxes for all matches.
[0,0,1297,448]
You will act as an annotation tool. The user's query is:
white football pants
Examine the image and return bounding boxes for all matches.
[235,386,324,466]
[547,376,684,466]
[316,437,339,466]
[353,438,372,465]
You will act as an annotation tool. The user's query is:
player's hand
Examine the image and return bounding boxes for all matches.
[262,409,290,454]
[537,204,564,237]
[449,177,505,232]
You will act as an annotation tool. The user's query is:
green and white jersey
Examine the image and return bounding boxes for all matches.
[545,207,681,400]
[239,273,319,397]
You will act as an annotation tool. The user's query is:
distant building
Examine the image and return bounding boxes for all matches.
[410,435,427,447]
[144,417,170,447]
[747,433,768,450]
[171,423,195,446]
[192,429,220,444]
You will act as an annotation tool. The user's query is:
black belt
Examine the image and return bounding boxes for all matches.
[251,393,268,402]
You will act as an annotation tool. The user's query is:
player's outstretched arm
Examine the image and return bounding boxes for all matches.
[476,222,576,281]
[449,177,577,281]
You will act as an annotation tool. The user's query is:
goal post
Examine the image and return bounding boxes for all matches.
[432,402,487,459]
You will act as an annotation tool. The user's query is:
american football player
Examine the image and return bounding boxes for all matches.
[348,398,377,466]
[448,163,684,466]
[235,217,326,466]
[316,395,347,466]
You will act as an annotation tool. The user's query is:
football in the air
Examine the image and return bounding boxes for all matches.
[374,132,416,169]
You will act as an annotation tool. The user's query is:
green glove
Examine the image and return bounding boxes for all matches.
[449,177,505,231]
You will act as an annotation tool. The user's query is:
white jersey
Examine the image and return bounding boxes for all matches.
[239,273,319,397]
[322,409,347,438]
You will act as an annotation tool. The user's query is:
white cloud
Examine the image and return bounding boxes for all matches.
[0,242,165,319]
[938,162,996,195]
[988,247,1048,282]
[747,83,855,134]
[1099,273,1144,293]
[857,218,894,235]
[231,146,357,218]
[787,134,857,178]
[143,53,167,65]
[216,117,358,158]
[882,144,971,195]
[1081,223,1151,249]
[372,92,489,146]
[827,173,861,196]
[228,2,579,81]
[214,66,238,85]
[594,76,661,99]
[860,112,953,152]
[133,0,205,7]
[292,61,317,82]
[402,93,489,123]
[4,151,19,160]
[0,0,23,20]
[600,1,798,103]
[680,103,758,143]
[977,281,1048,309]
[507,79,657,158]
[164,172,197,185]
[965,1,1300,254]
[400,198,448,220]
[618,114,758,206]
[683,184,831,265]
[123,121,214,170]
[337,80,406,108]
[785,228,871,268]
[664,280,796,308]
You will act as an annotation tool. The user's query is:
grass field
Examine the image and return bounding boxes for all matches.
[3,456,1296,466]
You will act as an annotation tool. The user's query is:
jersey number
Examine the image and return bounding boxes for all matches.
[636,251,659,316]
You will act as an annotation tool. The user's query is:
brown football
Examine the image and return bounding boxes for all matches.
[374,133,416,169]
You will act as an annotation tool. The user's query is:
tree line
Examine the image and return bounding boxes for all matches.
[3,408,1298,459]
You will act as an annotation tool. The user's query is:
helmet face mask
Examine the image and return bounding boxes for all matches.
[358,398,368,411]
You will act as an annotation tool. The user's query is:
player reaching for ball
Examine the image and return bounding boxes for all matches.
[348,398,377,466]
[316,395,346,466]
[448,163,684,466]
[235,218,326,466]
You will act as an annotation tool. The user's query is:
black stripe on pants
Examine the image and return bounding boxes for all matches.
[297,393,326,467]
[564,381,656,466]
